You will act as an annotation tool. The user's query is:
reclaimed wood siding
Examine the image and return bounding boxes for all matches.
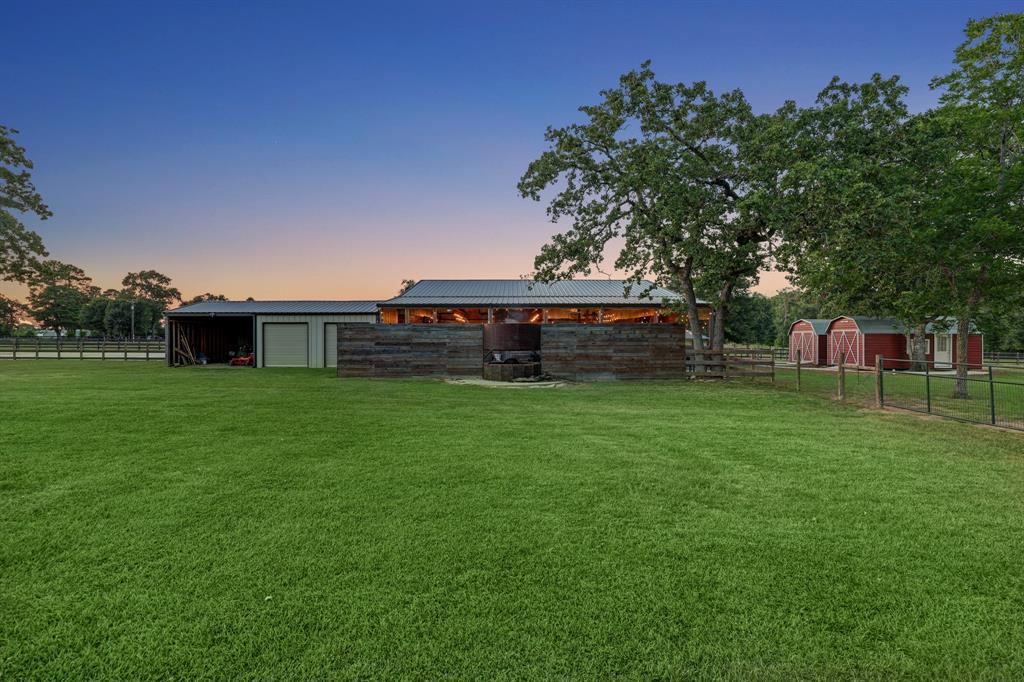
[337,324,482,377]
[541,324,687,380]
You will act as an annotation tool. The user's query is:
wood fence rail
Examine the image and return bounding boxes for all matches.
[0,337,165,361]
[685,347,776,380]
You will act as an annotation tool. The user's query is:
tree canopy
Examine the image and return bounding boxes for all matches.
[519,62,794,350]
[26,260,94,336]
[1,125,50,283]
[121,270,182,309]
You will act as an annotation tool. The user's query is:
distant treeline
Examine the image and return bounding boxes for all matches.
[724,289,1024,353]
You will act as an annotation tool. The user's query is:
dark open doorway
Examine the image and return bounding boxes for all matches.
[166,315,254,365]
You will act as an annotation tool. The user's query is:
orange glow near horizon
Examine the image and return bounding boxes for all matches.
[0,213,793,303]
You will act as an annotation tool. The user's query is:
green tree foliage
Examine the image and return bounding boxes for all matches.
[398,279,417,295]
[927,13,1024,391]
[777,76,945,335]
[1,125,50,283]
[723,292,776,345]
[79,295,112,335]
[519,62,792,351]
[977,298,1024,352]
[121,270,181,309]
[0,293,25,335]
[27,260,95,336]
[182,293,227,305]
[770,288,824,347]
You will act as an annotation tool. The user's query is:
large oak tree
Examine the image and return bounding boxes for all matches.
[519,62,792,352]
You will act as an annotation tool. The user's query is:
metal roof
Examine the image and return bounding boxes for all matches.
[166,300,380,316]
[789,318,831,335]
[380,279,697,307]
[831,316,979,335]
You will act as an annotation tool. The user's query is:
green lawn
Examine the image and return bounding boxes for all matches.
[774,365,1024,430]
[2,362,1023,679]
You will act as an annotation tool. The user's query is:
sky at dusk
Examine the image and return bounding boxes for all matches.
[3,0,1018,302]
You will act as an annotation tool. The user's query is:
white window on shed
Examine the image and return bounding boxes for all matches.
[263,323,309,367]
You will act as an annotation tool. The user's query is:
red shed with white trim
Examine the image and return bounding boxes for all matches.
[825,316,984,368]
[788,319,829,366]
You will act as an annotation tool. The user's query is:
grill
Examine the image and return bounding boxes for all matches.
[482,324,542,381]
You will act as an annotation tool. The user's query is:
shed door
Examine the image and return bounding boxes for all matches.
[263,323,308,367]
[934,334,952,369]
[324,323,338,368]
[830,330,859,366]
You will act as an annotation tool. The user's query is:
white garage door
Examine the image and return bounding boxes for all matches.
[263,323,308,367]
[324,323,338,368]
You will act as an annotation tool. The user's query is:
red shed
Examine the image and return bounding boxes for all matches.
[788,319,830,365]
[825,316,984,368]
[924,320,984,369]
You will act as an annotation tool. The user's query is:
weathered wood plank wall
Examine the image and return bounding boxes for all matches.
[338,323,687,379]
[337,324,483,377]
[542,324,686,380]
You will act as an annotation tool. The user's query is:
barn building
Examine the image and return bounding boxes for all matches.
[164,280,711,375]
[825,316,983,369]
[787,319,830,366]
[376,279,706,326]
[165,301,378,368]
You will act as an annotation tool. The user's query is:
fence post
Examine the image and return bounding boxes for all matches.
[80,338,84,360]
[770,346,775,384]
[145,344,149,361]
[56,338,61,360]
[36,337,40,359]
[837,354,846,401]
[12,337,17,360]
[875,355,883,408]
[989,366,996,426]
[925,360,932,414]
[101,339,106,361]
[124,343,128,361]
[796,349,802,392]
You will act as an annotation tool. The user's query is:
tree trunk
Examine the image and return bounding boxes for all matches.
[710,281,735,352]
[675,263,705,353]
[954,311,972,399]
[909,324,928,372]
[674,260,709,376]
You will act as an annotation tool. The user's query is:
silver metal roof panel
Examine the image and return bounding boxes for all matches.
[167,300,380,316]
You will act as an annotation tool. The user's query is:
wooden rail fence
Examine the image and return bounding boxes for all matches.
[0,337,165,361]
[685,347,776,380]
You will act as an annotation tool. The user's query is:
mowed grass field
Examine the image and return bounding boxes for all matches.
[2,363,1023,679]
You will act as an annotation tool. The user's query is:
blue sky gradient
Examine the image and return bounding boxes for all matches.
[3,0,1018,299]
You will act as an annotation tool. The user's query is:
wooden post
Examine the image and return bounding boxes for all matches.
[80,338,84,360]
[124,342,128,361]
[12,336,17,360]
[56,338,61,360]
[796,349,802,392]
[35,337,40,359]
[837,354,846,401]
[875,355,883,407]
[101,339,106,361]
[770,346,775,384]
[145,343,150,361]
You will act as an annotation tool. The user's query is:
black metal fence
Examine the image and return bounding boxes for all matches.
[879,358,1024,431]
